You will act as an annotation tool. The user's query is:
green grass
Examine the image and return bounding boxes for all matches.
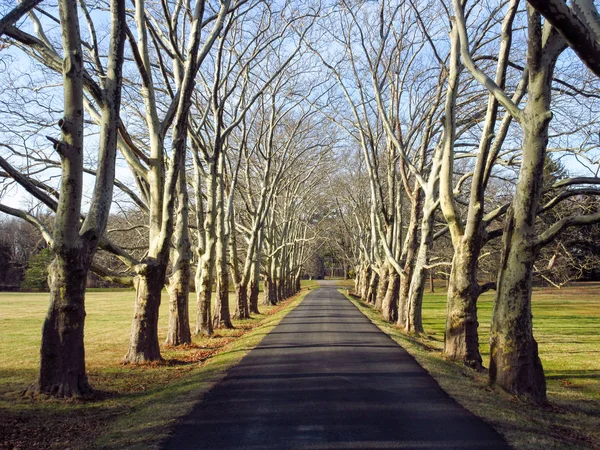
[341,281,600,450]
[0,280,318,449]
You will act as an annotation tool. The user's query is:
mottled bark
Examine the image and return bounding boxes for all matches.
[276,260,284,302]
[166,270,191,346]
[366,270,379,304]
[214,263,232,328]
[489,8,565,403]
[490,211,546,402]
[398,192,421,329]
[381,269,399,323]
[444,245,482,368]
[125,262,166,363]
[440,4,519,368]
[249,277,260,313]
[232,235,250,320]
[213,162,233,328]
[404,198,437,333]
[359,265,370,301]
[196,160,217,336]
[375,263,389,310]
[32,0,126,397]
[264,275,277,305]
[32,0,88,395]
[36,251,92,397]
[196,249,214,336]
[166,165,192,346]
[248,244,261,314]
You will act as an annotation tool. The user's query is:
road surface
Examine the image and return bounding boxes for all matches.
[164,281,511,450]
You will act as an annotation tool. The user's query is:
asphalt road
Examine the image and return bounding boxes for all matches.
[163,282,511,450]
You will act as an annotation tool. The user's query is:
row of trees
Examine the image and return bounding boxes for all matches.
[0,0,331,397]
[324,0,600,404]
[2,0,600,405]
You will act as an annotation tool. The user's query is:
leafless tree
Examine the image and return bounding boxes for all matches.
[0,0,126,397]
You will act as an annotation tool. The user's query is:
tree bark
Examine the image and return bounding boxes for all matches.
[196,159,217,336]
[490,211,546,401]
[264,275,277,305]
[366,269,379,304]
[36,251,92,397]
[196,251,214,336]
[489,8,565,403]
[248,238,261,314]
[375,263,389,310]
[444,244,482,368]
[381,269,399,323]
[404,198,437,333]
[33,0,125,396]
[213,159,233,328]
[359,265,370,301]
[166,163,192,346]
[125,262,165,363]
[398,191,421,328]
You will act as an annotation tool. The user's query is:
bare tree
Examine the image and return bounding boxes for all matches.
[453,0,600,402]
[0,0,126,397]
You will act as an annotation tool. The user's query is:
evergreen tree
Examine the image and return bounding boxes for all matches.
[21,248,53,291]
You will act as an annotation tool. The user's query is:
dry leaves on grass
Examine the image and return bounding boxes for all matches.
[0,412,104,450]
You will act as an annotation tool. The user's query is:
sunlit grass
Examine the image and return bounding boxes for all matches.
[0,280,318,449]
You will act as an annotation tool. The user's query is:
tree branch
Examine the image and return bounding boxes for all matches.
[0,0,43,36]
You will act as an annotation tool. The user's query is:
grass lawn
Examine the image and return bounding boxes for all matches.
[0,280,319,449]
[341,281,600,450]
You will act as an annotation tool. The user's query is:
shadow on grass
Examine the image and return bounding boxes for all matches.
[546,370,600,380]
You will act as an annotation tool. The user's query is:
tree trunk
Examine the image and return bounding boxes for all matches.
[36,252,92,397]
[166,164,192,346]
[276,263,284,302]
[490,210,546,402]
[213,155,233,328]
[31,0,89,397]
[375,263,389,310]
[264,271,277,306]
[214,262,232,328]
[196,160,217,336]
[489,8,564,403]
[166,270,191,346]
[196,252,214,336]
[398,196,420,328]
[381,269,399,322]
[359,265,370,300]
[404,193,437,333]
[235,285,250,319]
[429,271,434,293]
[125,262,166,363]
[249,258,260,314]
[213,233,232,328]
[366,269,379,304]
[166,273,191,346]
[444,243,482,369]
[269,277,277,305]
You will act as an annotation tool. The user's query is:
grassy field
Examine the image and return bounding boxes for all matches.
[341,281,600,450]
[1,280,598,449]
[0,281,318,449]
